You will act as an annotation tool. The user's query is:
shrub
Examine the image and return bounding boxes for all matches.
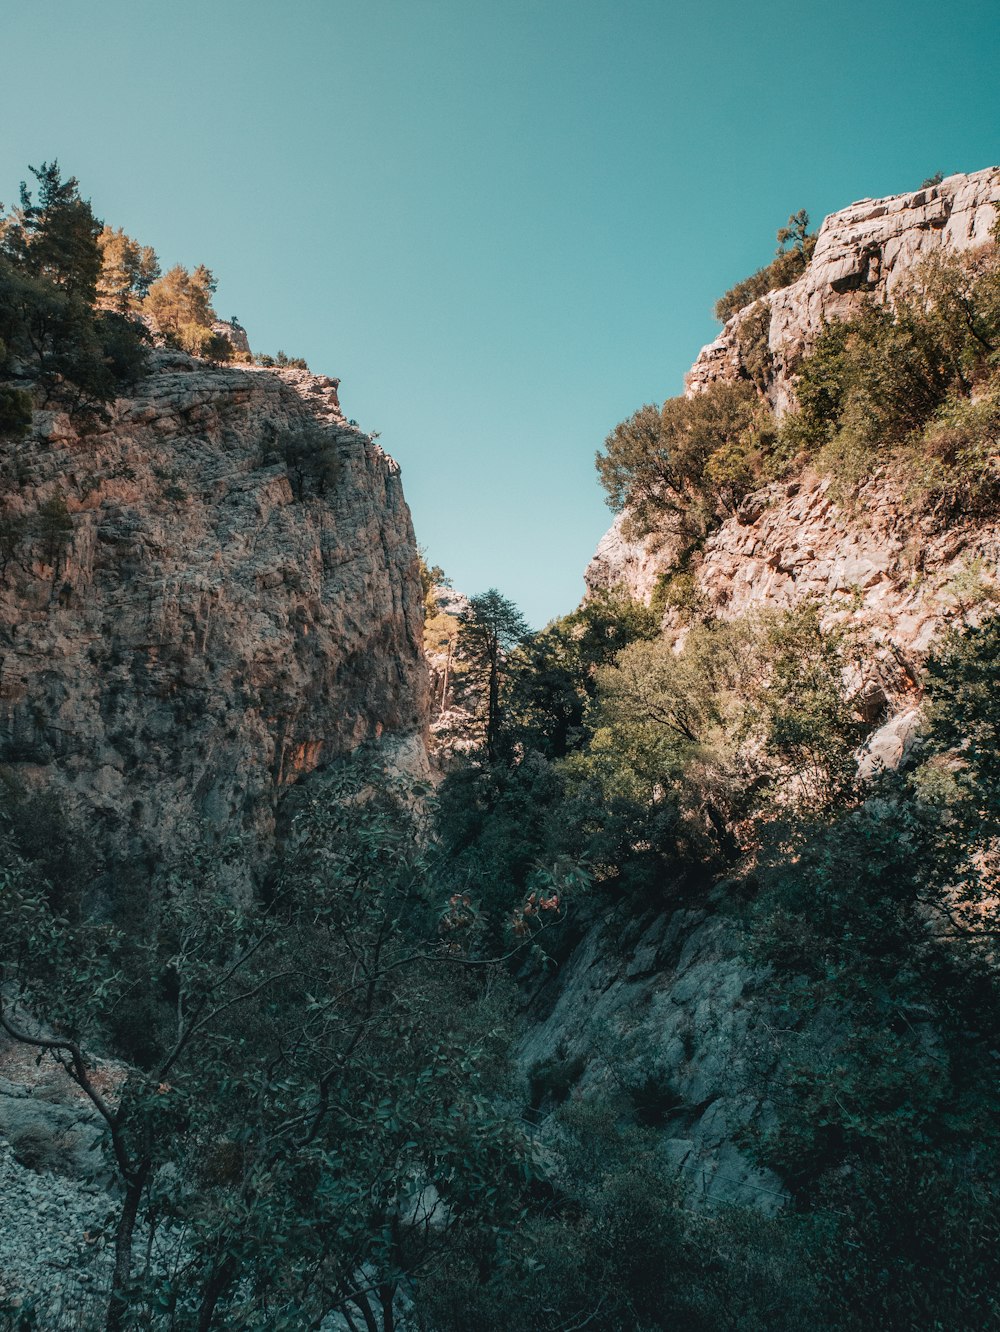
[0,386,32,440]
[596,381,777,540]
[898,378,1000,518]
[782,242,1000,497]
[263,423,340,499]
[715,210,817,323]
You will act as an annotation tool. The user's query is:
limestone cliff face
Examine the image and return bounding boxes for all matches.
[0,349,429,879]
[587,167,1000,658]
[687,166,1000,414]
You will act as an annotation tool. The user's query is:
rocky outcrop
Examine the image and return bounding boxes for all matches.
[211,318,252,357]
[587,168,1000,654]
[520,905,789,1212]
[687,166,1000,414]
[699,474,1000,654]
[583,511,679,604]
[587,472,1000,664]
[0,350,429,883]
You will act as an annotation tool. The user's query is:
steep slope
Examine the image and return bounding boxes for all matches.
[687,166,1000,412]
[588,166,1000,658]
[0,348,429,884]
[542,168,1000,1211]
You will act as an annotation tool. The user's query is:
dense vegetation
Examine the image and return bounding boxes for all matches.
[0,160,312,428]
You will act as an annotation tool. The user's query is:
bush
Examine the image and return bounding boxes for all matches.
[782,240,1000,499]
[715,211,817,323]
[0,387,32,440]
[596,381,777,540]
[262,423,340,499]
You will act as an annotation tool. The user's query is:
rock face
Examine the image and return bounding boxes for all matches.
[583,511,679,604]
[587,467,1000,663]
[698,474,1000,656]
[587,167,1000,656]
[0,350,429,883]
[686,166,1000,414]
[520,906,789,1213]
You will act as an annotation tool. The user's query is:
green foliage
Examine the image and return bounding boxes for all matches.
[782,243,1000,500]
[715,209,817,322]
[0,386,32,440]
[596,380,777,540]
[740,614,1000,1328]
[422,1100,819,1332]
[459,589,531,760]
[417,549,449,613]
[734,297,773,392]
[503,592,659,759]
[0,758,533,1330]
[591,605,864,859]
[254,350,310,370]
[262,423,341,499]
[32,494,74,571]
[143,262,219,355]
[0,163,150,407]
[3,161,103,302]
[899,378,1000,517]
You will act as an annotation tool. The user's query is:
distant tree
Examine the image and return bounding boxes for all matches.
[96,226,161,314]
[34,495,74,575]
[143,263,218,355]
[0,386,32,441]
[714,210,817,322]
[459,590,530,761]
[776,208,812,257]
[596,380,771,539]
[263,423,340,499]
[921,171,945,189]
[0,164,149,406]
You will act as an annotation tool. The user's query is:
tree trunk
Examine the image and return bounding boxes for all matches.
[486,652,500,761]
[196,1256,238,1332]
[105,1172,145,1332]
[380,1282,397,1332]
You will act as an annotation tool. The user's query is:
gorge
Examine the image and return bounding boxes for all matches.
[2,161,1000,1331]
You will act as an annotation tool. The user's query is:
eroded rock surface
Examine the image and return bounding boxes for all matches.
[0,351,429,882]
[687,166,1000,414]
[520,906,789,1211]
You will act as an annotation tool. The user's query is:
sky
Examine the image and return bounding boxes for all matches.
[1,1,997,626]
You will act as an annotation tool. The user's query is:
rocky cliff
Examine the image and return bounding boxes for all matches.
[687,166,1000,414]
[0,348,429,884]
[587,166,1000,661]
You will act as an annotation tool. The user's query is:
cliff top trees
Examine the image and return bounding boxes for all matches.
[143,262,222,357]
[96,226,161,314]
[3,161,103,302]
[0,161,150,404]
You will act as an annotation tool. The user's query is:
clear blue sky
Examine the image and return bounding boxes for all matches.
[1,1,997,626]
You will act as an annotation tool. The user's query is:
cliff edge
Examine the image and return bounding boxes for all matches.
[0,350,429,883]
